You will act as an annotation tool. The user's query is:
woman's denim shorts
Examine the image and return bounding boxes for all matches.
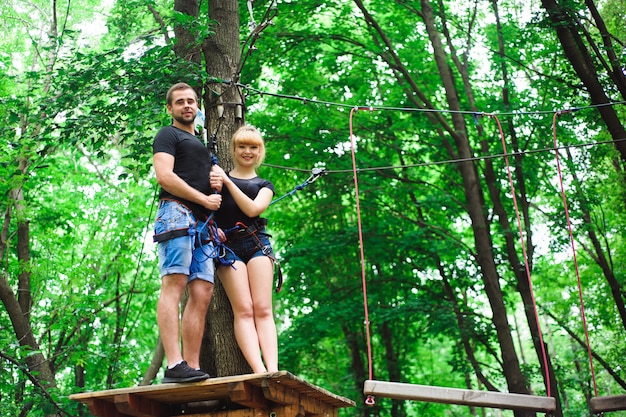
[219,232,274,265]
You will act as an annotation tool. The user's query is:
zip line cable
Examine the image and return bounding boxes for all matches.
[269,167,326,205]
[238,82,626,117]
[201,78,626,119]
[262,136,626,177]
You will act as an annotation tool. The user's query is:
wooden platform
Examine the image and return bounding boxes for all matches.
[364,380,556,412]
[70,371,355,417]
[590,394,626,413]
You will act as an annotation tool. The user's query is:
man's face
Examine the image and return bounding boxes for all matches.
[167,89,198,126]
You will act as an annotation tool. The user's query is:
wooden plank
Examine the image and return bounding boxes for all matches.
[364,380,556,412]
[262,378,300,405]
[85,398,130,417]
[70,372,355,417]
[229,381,269,409]
[114,393,177,417]
[590,394,626,413]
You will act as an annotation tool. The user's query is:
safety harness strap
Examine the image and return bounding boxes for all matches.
[153,228,189,243]
[226,218,283,293]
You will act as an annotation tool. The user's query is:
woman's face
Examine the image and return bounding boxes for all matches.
[233,142,262,167]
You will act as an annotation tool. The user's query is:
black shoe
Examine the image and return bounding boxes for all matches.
[162,361,210,383]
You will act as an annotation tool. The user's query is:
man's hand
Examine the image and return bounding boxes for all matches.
[203,193,222,211]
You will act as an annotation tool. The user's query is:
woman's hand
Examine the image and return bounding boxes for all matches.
[217,228,226,243]
[210,166,225,192]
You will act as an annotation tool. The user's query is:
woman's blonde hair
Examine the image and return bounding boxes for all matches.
[231,125,266,168]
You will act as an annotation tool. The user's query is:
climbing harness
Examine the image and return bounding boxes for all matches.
[193,216,237,268]
[152,210,234,269]
[224,218,284,293]
[153,227,190,243]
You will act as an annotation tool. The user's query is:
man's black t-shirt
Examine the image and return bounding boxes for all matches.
[152,125,211,219]
[215,175,274,229]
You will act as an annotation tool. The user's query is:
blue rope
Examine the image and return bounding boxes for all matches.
[270,167,326,206]
[193,215,237,268]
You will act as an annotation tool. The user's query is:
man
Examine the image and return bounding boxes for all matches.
[152,83,222,383]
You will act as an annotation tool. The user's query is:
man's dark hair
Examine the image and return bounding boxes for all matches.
[166,83,197,105]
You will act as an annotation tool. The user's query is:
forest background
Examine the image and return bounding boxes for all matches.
[1,0,625,416]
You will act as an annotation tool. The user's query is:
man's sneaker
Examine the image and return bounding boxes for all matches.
[162,361,210,383]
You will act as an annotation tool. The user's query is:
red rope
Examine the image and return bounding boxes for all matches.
[349,107,375,406]
[490,114,552,397]
[350,108,563,404]
[551,111,598,397]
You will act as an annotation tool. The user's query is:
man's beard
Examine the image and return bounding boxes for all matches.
[173,113,194,126]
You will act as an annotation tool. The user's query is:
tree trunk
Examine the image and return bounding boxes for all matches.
[0,164,56,391]
[483,2,564,414]
[419,2,532,416]
[15,181,32,323]
[173,0,201,66]
[201,0,249,377]
[541,0,626,163]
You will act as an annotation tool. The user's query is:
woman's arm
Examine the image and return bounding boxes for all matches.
[212,165,272,217]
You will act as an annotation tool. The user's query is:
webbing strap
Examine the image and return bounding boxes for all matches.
[153,228,189,243]
[233,219,283,293]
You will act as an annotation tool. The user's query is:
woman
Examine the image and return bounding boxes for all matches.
[213,125,278,373]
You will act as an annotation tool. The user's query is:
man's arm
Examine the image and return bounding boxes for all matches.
[153,152,222,211]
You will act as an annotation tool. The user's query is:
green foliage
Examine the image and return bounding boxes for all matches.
[248,1,626,416]
[0,0,206,414]
[2,0,626,416]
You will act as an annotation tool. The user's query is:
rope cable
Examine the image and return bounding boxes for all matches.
[238,83,626,117]
[490,113,552,397]
[263,137,626,176]
[551,110,598,397]
[349,107,375,407]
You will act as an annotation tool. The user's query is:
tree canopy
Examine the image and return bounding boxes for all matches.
[1,0,625,416]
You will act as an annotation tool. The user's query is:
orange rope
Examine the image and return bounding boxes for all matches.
[349,107,375,406]
[349,107,566,404]
[551,111,598,397]
[489,113,552,397]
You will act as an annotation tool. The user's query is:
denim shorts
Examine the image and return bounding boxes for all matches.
[154,200,215,283]
[220,232,274,265]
